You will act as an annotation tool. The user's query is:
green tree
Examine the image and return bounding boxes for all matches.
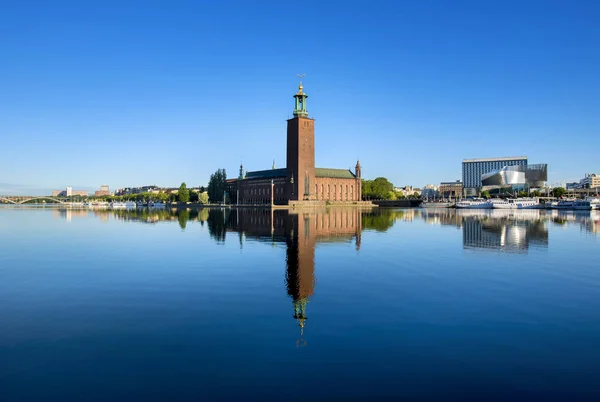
[178,182,190,203]
[362,177,394,200]
[190,191,199,203]
[177,209,190,230]
[208,169,227,203]
[481,190,491,199]
[199,192,209,204]
[531,190,541,197]
[552,187,566,198]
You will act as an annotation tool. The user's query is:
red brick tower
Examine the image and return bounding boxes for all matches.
[286,79,315,201]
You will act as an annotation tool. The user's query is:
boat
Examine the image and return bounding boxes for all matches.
[124,201,136,208]
[148,201,166,208]
[421,201,451,208]
[585,197,600,210]
[551,199,576,210]
[492,198,540,210]
[110,201,126,208]
[455,198,492,209]
[573,200,593,211]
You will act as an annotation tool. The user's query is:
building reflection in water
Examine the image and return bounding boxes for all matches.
[220,208,363,346]
[419,209,549,253]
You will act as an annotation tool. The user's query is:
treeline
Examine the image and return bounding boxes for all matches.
[361,177,419,200]
[92,182,209,204]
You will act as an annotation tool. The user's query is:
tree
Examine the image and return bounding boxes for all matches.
[481,190,491,199]
[198,192,209,204]
[361,177,394,200]
[178,182,190,203]
[552,187,566,198]
[177,209,190,230]
[531,190,541,197]
[190,191,199,203]
[208,169,227,203]
[412,192,420,199]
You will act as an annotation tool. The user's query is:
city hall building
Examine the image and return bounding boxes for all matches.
[228,82,363,206]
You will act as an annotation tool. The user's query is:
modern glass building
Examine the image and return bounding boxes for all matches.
[481,164,548,189]
[462,156,528,195]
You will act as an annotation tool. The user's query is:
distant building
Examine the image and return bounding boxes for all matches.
[94,185,111,197]
[439,180,463,198]
[394,186,421,197]
[421,184,439,199]
[463,156,527,195]
[115,185,159,196]
[566,182,580,191]
[580,173,600,189]
[52,186,88,197]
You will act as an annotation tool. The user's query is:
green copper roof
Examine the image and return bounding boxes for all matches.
[315,168,356,179]
[243,167,356,180]
[245,168,287,179]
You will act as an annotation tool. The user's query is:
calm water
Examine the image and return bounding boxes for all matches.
[1,207,600,401]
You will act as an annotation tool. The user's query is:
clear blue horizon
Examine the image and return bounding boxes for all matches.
[1,0,599,195]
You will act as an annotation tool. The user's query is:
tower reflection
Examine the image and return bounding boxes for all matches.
[217,208,363,345]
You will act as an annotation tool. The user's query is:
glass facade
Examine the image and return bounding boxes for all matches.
[462,157,528,192]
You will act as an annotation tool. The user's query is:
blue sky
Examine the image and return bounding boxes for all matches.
[1,0,598,195]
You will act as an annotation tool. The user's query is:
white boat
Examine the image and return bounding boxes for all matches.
[110,201,126,208]
[455,198,492,209]
[573,200,593,211]
[492,198,540,210]
[585,197,600,210]
[124,201,136,208]
[148,201,165,208]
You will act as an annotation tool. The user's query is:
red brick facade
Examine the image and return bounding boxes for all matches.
[228,85,362,205]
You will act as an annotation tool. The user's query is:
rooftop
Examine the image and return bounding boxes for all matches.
[240,167,357,180]
[315,168,356,179]
[245,168,287,180]
[462,156,527,163]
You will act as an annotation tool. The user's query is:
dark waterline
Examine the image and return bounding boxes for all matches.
[1,207,599,401]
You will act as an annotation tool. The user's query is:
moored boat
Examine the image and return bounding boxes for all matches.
[551,199,576,210]
[148,201,166,208]
[585,197,600,210]
[492,198,540,210]
[573,200,593,211]
[455,198,492,209]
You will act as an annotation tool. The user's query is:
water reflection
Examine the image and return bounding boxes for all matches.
[48,206,600,241]
[222,209,363,345]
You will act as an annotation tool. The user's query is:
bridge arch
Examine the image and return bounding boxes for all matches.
[17,197,65,205]
[0,197,17,204]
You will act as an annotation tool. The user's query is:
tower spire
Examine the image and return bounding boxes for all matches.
[293,74,308,117]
